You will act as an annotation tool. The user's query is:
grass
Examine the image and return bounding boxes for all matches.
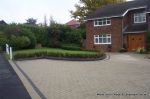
[13,48,104,59]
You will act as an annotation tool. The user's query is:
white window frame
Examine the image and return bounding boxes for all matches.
[134,12,146,23]
[94,34,111,44]
[94,18,111,27]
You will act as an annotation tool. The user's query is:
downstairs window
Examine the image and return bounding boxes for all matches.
[94,34,111,44]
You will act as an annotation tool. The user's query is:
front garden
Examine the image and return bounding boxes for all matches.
[0,23,105,60]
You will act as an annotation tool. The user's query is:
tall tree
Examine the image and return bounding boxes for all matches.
[26,18,37,25]
[49,16,56,26]
[44,15,47,27]
[70,0,126,22]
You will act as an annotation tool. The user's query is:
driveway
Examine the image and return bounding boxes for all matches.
[0,54,31,99]
[14,53,150,99]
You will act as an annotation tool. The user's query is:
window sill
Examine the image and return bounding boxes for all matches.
[94,43,111,45]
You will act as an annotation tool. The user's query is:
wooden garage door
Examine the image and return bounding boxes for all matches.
[128,33,145,51]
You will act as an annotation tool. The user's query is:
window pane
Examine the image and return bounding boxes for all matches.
[103,38,107,43]
[99,21,103,25]
[108,38,111,43]
[134,13,146,23]
[99,38,102,43]
[95,38,98,43]
[107,20,111,24]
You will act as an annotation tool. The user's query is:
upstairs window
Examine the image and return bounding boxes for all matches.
[134,13,146,23]
[94,34,111,44]
[94,18,111,26]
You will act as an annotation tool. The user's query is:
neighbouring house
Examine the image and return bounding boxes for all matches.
[86,0,150,52]
[0,20,7,25]
[66,19,80,28]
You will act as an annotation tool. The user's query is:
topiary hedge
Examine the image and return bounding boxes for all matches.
[13,48,105,60]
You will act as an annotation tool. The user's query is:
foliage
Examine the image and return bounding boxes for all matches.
[0,32,8,50]
[19,24,48,46]
[62,43,81,50]
[70,0,126,22]
[136,47,146,54]
[0,32,8,45]
[63,29,82,44]
[118,48,127,53]
[47,24,63,47]
[2,25,36,49]
[0,23,85,50]
[26,18,37,25]
[10,35,31,49]
[13,48,104,59]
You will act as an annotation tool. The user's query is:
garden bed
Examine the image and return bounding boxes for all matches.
[13,48,105,61]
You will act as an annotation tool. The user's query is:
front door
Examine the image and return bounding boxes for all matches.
[127,33,145,51]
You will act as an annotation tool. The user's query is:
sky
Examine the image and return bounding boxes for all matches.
[0,0,132,24]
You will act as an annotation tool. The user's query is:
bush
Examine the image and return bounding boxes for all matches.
[47,24,63,47]
[13,48,105,59]
[19,25,48,46]
[118,48,127,53]
[136,47,146,54]
[0,32,8,50]
[63,29,83,44]
[3,25,36,49]
[62,44,81,50]
[10,35,31,49]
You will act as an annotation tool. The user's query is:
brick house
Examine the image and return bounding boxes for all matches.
[66,19,80,28]
[86,0,150,52]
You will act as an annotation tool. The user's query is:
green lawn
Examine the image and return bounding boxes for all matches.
[13,48,104,59]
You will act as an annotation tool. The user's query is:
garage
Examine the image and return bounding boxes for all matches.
[124,33,145,51]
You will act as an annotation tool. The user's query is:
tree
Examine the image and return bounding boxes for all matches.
[26,18,37,25]
[70,0,126,22]
[49,16,56,26]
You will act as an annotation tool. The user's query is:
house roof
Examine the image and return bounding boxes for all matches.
[124,23,148,33]
[86,0,150,20]
[0,20,7,25]
[66,19,80,26]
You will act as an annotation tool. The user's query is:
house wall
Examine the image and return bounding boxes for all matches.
[86,17,123,52]
[148,13,150,31]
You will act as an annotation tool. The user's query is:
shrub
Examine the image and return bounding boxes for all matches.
[118,48,127,53]
[62,44,81,50]
[19,25,48,46]
[47,25,63,47]
[3,25,36,49]
[13,48,105,59]
[10,35,31,49]
[0,32,8,50]
[136,47,146,54]
[63,29,82,44]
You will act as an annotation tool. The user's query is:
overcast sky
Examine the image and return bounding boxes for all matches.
[0,0,132,24]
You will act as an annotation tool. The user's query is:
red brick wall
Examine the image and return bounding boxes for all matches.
[86,17,123,52]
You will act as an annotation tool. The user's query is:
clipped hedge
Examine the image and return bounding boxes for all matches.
[62,44,81,50]
[13,48,105,60]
